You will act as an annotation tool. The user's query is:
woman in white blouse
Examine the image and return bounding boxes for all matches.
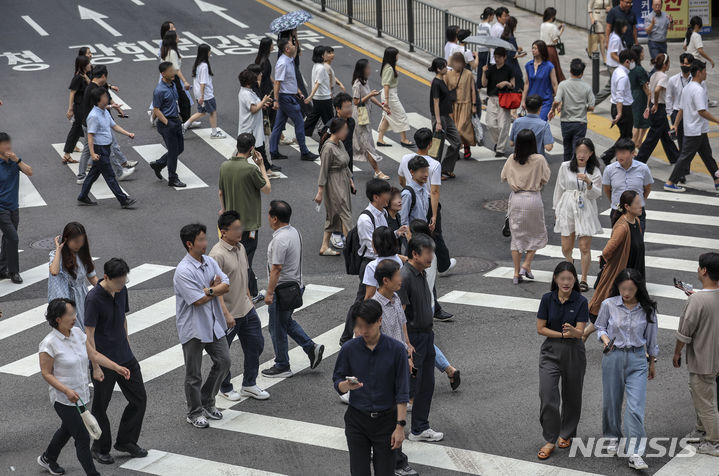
[540,7,565,82]
[38,298,130,476]
[684,16,715,69]
[552,138,602,292]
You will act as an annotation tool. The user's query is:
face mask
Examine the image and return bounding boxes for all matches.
[629,61,636,70]
[681,65,691,74]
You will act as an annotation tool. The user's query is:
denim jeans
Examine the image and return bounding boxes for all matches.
[602,346,648,456]
[221,308,264,391]
[647,40,667,60]
[269,94,311,156]
[268,291,314,370]
[78,144,129,205]
[560,122,588,162]
[156,118,184,181]
[434,345,449,372]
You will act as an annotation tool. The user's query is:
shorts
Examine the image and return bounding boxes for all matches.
[198,97,216,114]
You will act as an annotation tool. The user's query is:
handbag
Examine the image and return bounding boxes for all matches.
[556,40,566,56]
[502,216,511,237]
[428,129,445,160]
[357,104,370,126]
[498,91,522,110]
[593,256,607,289]
[448,69,462,103]
[76,398,102,440]
[471,113,483,145]
[274,230,304,312]
[263,113,271,136]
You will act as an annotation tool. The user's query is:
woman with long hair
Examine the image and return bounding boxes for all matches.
[351,59,390,179]
[161,30,192,122]
[540,7,566,82]
[595,268,658,470]
[552,138,603,291]
[523,40,558,120]
[303,46,335,140]
[585,190,646,339]
[535,261,587,460]
[501,16,525,92]
[445,53,476,160]
[48,222,98,331]
[254,37,276,128]
[182,44,225,138]
[684,16,715,68]
[62,55,91,164]
[315,118,355,256]
[501,129,551,284]
[376,47,414,147]
[429,57,461,179]
[629,45,650,148]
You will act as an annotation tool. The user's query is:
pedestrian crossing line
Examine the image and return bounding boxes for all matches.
[190,127,288,178]
[600,208,719,227]
[485,267,688,300]
[645,157,719,195]
[598,228,719,250]
[18,173,46,208]
[133,144,209,190]
[0,263,173,344]
[535,245,700,274]
[130,284,342,388]
[279,127,361,172]
[371,131,410,163]
[654,445,719,475]
[109,91,131,110]
[213,410,599,476]
[648,191,719,207]
[120,449,285,475]
[437,290,678,331]
[52,143,129,200]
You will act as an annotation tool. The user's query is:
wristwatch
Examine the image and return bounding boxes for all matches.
[397,420,407,427]
[207,287,214,296]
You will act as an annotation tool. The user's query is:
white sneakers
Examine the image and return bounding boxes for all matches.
[240,385,270,400]
[219,390,242,401]
[697,441,719,456]
[628,454,648,470]
[330,233,345,249]
[280,136,296,145]
[408,428,444,442]
[210,130,226,139]
[439,258,457,276]
[117,168,135,181]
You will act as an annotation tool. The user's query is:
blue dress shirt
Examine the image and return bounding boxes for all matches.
[595,295,659,357]
[510,114,554,155]
[275,54,298,95]
[399,179,429,227]
[153,79,179,118]
[86,106,116,146]
[601,160,654,209]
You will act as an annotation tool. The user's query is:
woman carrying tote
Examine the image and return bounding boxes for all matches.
[376,47,414,148]
[37,298,130,476]
[552,138,603,292]
[536,261,588,460]
[429,57,461,180]
[540,8,566,82]
[351,59,390,179]
[445,53,477,161]
[501,129,551,284]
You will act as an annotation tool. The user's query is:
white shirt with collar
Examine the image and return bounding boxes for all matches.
[680,80,710,137]
[610,65,633,106]
[38,327,91,406]
[665,72,691,112]
[489,21,505,64]
[357,204,389,259]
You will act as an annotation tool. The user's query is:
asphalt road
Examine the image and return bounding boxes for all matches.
[1,1,718,475]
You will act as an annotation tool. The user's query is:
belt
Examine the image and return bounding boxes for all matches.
[352,406,395,418]
[615,345,644,352]
[166,116,180,120]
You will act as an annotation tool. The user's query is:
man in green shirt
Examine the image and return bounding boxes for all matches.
[218,133,271,300]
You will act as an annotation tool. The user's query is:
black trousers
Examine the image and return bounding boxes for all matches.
[429,203,451,273]
[45,402,100,475]
[0,208,20,274]
[77,144,129,205]
[408,330,435,435]
[156,118,184,181]
[668,134,719,184]
[304,99,334,138]
[174,76,191,122]
[636,104,679,164]
[91,357,147,454]
[538,338,586,443]
[63,113,84,154]
[344,406,396,476]
[560,122,588,162]
[610,207,646,233]
[241,230,259,297]
[602,103,634,163]
[340,258,373,345]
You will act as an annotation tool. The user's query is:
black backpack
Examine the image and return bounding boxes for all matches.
[402,186,416,216]
[343,210,375,275]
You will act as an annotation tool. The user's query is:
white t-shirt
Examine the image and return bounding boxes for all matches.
[680,81,709,136]
[193,62,214,100]
[444,41,458,62]
[489,21,505,64]
[398,153,441,193]
[540,22,560,45]
[450,44,475,66]
[311,63,331,100]
[606,32,623,68]
[362,254,403,288]
[685,32,703,57]
[39,328,91,406]
[237,87,264,146]
[648,71,667,104]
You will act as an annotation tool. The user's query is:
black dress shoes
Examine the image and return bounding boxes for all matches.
[168,179,187,188]
[149,161,164,180]
[91,450,114,465]
[114,442,148,458]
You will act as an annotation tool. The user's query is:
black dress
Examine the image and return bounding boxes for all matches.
[626,220,645,277]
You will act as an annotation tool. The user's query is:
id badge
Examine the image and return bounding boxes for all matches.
[577,194,585,209]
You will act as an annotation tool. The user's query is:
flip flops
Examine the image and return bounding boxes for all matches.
[319,249,340,256]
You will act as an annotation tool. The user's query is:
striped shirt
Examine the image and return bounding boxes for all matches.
[371,291,407,349]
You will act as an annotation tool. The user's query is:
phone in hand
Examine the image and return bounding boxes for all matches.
[346,376,359,385]
[673,277,694,295]
[603,337,615,354]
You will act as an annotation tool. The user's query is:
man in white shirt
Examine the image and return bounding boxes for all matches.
[600,49,634,165]
[595,21,625,104]
[665,53,695,184]
[489,7,509,65]
[665,60,719,192]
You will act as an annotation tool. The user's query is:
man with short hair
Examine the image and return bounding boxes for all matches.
[550,59,595,161]
[174,223,232,429]
[219,132,271,300]
[262,200,325,378]
[645,0,673,61]
[673,252,719,456]
[77,88,137,209]
[665,60,719,193]
[601,49,634,165]
[602,138,653,231]
[605,0,637,49]
[482,47,515,157]
[151,62,187,188]
[399,235,444,442]
[210,211,269,402]
[85,258,148,464]
[400,156,430,227]
[489,7,509,65]
[665,53,695,184]
[0,132,32,284]
[510,95,554,155]
[268,38,319,162]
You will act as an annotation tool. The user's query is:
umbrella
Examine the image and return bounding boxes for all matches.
[462,35,516,51]
[270,10,312,34]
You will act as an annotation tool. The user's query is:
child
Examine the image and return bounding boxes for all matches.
[183,44,225,138]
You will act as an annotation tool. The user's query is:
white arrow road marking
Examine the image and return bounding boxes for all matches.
[130,0,145,4]
[78,6,122,37]
[194,0,249,28]
[21,16,49,36]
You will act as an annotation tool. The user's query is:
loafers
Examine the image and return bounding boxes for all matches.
[149,161,164,180]
[114,442,148,458]
[91,450,114,465]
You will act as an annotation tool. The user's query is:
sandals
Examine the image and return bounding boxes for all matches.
[319,249,340,256]
[374,171,390,180]
[62,155,78,164]
[537,443,555,460]
[579,281,589,293]
[558,437,571,449]
[376,141,391,147]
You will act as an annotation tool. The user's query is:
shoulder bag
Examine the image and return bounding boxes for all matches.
[448,69,462,104]
[274,229,304,312]
[357,102,370,126]
[556,39,566,56]
[428,129,446,160]
[593,255,607,289]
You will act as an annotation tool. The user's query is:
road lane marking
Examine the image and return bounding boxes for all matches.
[77,6,122,37]
[18,173,46,208]
[120,449,285,475]
[600,208,719,227]
[133,144,208,190]
[598,228,719,249]
[194,0,249,28]
[648,191,719,207]
[21,15,49,36]
[52,143,129,200]
[535,245,700,273]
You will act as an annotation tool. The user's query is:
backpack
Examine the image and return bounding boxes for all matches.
[402,186,416,216]
[343,210,375,275]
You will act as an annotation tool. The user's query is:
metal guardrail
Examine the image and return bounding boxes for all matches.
[299,0,478,58]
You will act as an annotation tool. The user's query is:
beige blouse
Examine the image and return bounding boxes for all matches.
[501,154,551,192]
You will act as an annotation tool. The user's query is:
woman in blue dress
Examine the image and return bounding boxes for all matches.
[522,40,558,120]
[48,222,97,331]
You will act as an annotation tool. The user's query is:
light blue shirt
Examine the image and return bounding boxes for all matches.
[399,179,429,227]
[595,295,659,357]
[275,54,298,95]
[509,114,554,155]
[173,253,230,344]
[86,106,115,146]
[602,160,653,210]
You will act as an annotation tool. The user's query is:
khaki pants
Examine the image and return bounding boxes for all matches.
[486,96,512,155]
[689,371,719,444]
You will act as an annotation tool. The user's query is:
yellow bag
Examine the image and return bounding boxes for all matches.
[357,105,370,126]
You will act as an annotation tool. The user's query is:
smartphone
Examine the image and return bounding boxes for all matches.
[673,277,694,295]
[603,337,615,354]
[346,376,359,385]
[117,113,129,118]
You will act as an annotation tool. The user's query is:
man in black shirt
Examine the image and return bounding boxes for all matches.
[605,0,638,48]
[482,47,515,157]
[333,300,409,475]
[398,234,444,443]
[85,258,148,464]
